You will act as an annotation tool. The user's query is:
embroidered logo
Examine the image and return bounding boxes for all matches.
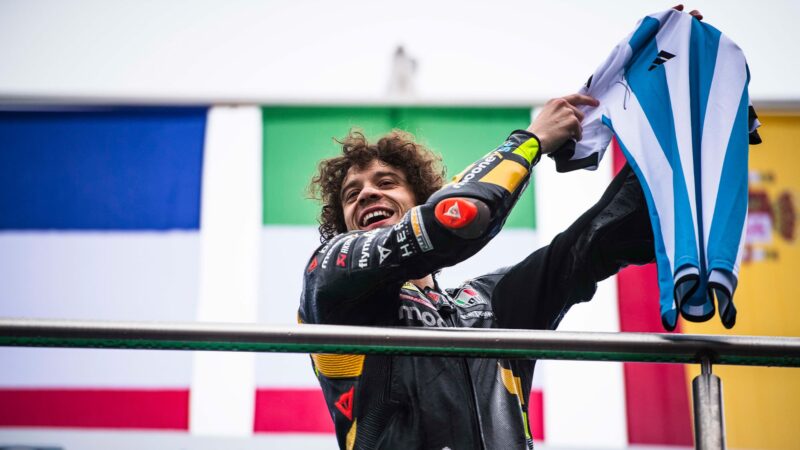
[648,50,675,71]
[335,386,355,421]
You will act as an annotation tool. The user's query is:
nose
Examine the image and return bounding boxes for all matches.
[356,183,382,205]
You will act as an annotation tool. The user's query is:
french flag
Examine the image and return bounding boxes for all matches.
[0,108,207,430]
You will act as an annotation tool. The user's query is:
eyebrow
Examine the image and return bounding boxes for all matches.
[341,170,403,197]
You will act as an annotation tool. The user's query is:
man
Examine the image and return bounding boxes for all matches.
[299,93,659,449]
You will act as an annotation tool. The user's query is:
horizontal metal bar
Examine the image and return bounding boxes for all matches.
[0,93,549,108]
[1,318,799,367]
[1,93,799,111]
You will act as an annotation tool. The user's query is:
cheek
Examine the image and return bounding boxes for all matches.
[402,190,418,211]
[342,204,357,229]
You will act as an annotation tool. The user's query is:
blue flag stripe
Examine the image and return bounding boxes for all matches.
[0,108,207,230]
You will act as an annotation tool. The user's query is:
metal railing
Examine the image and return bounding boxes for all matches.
[2,318,799,449]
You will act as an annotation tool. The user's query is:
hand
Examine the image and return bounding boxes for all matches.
[527,94,599,154]
[673,4,703,20]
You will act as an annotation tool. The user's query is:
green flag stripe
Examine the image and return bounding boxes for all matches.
[262,107,535,229]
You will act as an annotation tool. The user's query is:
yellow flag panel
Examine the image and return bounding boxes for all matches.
[683,113,800,450]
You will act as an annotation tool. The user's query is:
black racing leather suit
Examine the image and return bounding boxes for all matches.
[299,130,654,450]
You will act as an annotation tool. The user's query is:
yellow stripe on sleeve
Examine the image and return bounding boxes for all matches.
[513,137,540,165]
[479,159,528,193]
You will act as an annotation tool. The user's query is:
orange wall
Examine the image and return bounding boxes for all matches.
[683,114,800,450]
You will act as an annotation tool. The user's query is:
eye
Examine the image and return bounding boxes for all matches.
[379,178,397,188]
[344,190,359,203]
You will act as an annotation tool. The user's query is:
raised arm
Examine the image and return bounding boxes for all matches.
[300,130,542,325]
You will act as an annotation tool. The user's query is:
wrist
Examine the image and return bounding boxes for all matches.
[527,126,550,154]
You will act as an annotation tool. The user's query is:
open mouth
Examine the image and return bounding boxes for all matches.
[360,208,394,229]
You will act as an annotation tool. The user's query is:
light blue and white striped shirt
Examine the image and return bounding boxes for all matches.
[551,9,761,330]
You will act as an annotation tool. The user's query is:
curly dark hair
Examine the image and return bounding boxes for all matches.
[309,129,446,242]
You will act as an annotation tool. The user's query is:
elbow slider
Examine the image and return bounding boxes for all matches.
[434,197,490,239]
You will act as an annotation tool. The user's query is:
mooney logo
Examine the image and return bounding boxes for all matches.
[453,154,497,188]
[648,50,675,71]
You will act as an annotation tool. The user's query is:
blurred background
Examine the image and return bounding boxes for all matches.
[0,0,798,449]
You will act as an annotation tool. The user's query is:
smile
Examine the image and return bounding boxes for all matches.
[360,207,394,228]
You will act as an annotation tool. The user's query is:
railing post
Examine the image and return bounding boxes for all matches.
[692,357,726,450]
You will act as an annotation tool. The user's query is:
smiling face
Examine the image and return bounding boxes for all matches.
[341,159,417,232]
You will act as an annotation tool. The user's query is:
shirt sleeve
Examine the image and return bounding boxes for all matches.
[300,130,542,325]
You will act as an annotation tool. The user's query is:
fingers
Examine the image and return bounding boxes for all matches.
[529,95,594,152]
[674,4,703,20]
[562,93,600,108]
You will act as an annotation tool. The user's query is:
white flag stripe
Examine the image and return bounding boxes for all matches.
[0,232,200,320]
[534,127,627,448]
[0,231,200,386]
[190,106,263,436]
[0,348,192,387]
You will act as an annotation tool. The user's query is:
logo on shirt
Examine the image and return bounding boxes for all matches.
[335,387,354,421]
[399,304,446,327]
[336,236,356,268]
[356,230,379,269]
[377,245,392,265]
[410,208,434,252]
[452,153,498,188]
[306,257,318,273]
[648,50,676,71]
[453,287,485,305]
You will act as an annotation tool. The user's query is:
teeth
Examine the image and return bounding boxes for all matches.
[361,210,391,226]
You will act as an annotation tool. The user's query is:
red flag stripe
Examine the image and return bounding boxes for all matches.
[0,388,189,430]
[529,390,545,441]
[253,388,333,433]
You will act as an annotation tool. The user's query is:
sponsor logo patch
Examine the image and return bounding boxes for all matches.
[410,208,433,252]
[377,245,392,265]
[394,214,419,259]
[356,230,379,269]
[306,257,318,273]
[459,310,494,320]
[454,287,488,307]
[399,304,446,327]
[435,198,478,229]
[322,235,354,269]
[336,236,356,268]
[452,152,499,188]
[335,386,355,421]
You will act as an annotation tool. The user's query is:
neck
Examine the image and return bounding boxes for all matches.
[411,274,435,290]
